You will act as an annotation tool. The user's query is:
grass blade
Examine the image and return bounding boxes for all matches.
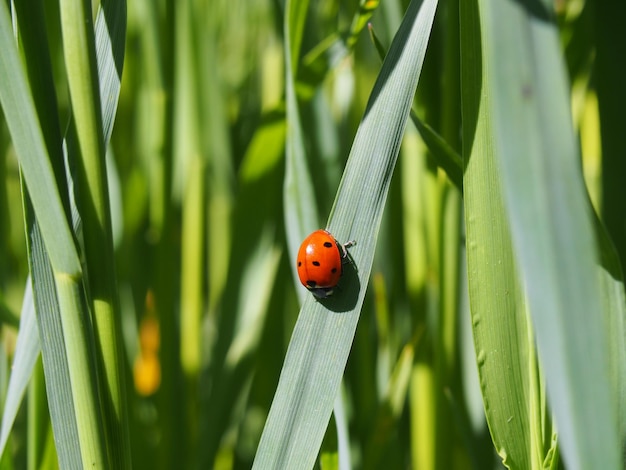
[60,0,131,464]
[1,0,109,465]
[0,0,80,276]
[0,280,39,459]
[369,23,463,190]
[283,0,318,305]
[1,0,129,465]
[253,0,438,467]
[460,1,552,467]
[482,0,621,468]
[23,196,89,469]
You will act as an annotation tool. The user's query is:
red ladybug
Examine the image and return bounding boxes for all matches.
[296,229,355,298]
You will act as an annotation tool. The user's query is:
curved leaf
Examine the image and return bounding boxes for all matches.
[253,0,438,467]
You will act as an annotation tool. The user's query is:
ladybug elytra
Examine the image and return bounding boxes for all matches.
[296,229,355,298]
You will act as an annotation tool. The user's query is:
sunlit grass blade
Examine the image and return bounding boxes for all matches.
[196,9,235,318]
[0,280,39,459]
[593,212,626,448]
[298,0,381,97]
[239,109,286,183]
[283,0,318,305]
[0,0,80,276]
[174,0,204,379]
[27,356,55,469]
[363,343,414,469]
[409,113,462,191]
[198,126,286,466]
[1,0,130,465]
[60,0,131,464]
[482,0,621,468]
[460,1,550,468]
[253,0,438,467]
[95,0,126,144]
[0,0,110,465]
[368,23,463,191]
[23,197,92,469]
[94,1,131,464]
[199,226,282,467]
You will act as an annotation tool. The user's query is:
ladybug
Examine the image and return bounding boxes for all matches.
[296,229,355,298]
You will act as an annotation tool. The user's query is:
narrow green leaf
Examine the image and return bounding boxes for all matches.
[298,0,381,97]
[23,198,86,470]
[1,0,116,465]
[54,272,109,468]
[593,213,626,449]
[60,0,131,464]
[239,109,286,183]
[0,281,39,459]
[95,0,126,145]
[594,0,626,273]
[253,0,438,468]
[0,0,80,276]
[27,356,54,470]
[1,0,129,465]
[364,343,414,469]
[199,207,283,467]
[195,6,235,315]
[94,2,132,465]
[334,389,351,470]
[283,0,319,304]
[369,23,463,190]
[12,0,69,217]
[409,113,462,191]
[174,0,204,378]
[223,233,281,368]
[345,0,381,49]
[482,0,621,468]
[460,0,550,467]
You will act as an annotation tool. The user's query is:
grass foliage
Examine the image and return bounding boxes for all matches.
[0,0,624,469]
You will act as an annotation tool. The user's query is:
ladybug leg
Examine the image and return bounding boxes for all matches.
[340,240,356,258]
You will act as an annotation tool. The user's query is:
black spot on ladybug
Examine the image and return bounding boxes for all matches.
[306,280,317,288]
[312,261,320,266]
[331,267,337,273]
[298,261,302,267]
[323,242,333,248]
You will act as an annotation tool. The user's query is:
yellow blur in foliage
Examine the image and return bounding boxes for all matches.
[134,292,161,396]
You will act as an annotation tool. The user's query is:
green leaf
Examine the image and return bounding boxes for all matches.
[0,281,40,459]
[460,1,550,467]
[593,212,626,450]
[363,343,415,468]
[0,0,130,465]
[24,201,86,470]
[239,109,286,183]
[409,112,463,191]
[283,0,319,305]
[61,0,131,464]
[253,0,438,467]
[298,0,382,98]
[0,0,80,276]
[1,0,105,465]
[482,0,621,468]
[198,183,283,467]
[369,23,463,190]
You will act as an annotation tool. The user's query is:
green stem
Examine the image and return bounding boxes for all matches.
[59,0,131,465]
[55,273,109,468]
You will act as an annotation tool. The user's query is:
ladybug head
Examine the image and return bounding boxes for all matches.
[307,286,335,298]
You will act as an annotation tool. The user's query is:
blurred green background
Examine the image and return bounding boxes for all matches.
[1,0,625,468]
